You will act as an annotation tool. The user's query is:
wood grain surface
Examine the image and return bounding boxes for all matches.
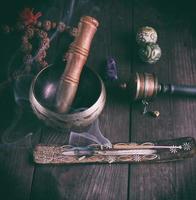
[0,0,195,200]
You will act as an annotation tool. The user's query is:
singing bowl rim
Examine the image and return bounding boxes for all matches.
[29,66,106,128]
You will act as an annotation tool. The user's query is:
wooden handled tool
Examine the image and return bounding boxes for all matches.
[33,137,195,164]
[55,16,99,113]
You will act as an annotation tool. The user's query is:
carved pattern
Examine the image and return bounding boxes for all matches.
[183,142,191,151]
[33,137,195,164]
[133,155,141,162]
[170,145,178,154]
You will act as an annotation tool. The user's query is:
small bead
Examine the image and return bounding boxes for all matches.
[138,43,161,64]
[16,22,25,31]
[41,38,50,49]
[57,22,66,32]
[36,49,45,61]
[22,36,29,43]
[43,20,51,31]
[38,30,48,39]
[37,21,42,28]
[35,56,42,62]
[2,25,10,33]
[51,22,57,29]
[23,54,33,65]
[21,42,32,53]
[150,110,160,118]
[33,28,39,34]
[136,26,158,45]
[39,49,47,58]
[39,60,48,68]
[25,27,34,38]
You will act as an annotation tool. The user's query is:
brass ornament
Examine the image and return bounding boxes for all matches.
[138,43,161,64]
[128,72,159,101]
[136,26,158,45]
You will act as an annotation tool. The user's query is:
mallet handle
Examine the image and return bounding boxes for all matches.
[161,84,196,96]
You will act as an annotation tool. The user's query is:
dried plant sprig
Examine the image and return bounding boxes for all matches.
[0,7,78,85]
[20,8,42,26]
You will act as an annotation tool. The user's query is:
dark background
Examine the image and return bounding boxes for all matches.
[0,0,196,199]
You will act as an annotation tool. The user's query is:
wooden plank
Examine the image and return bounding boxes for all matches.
[0,2,34,199]
[0,1,60,199]
[30,0,132,199]
[1,1,195,199]
[167,26,196,200]
[129,0,196,199]
[0,126,40,200]
[0,88,41,199]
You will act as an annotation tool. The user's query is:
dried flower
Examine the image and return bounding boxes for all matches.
[20,8,42,26]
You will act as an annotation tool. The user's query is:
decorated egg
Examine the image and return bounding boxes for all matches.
[136,26,158,45]
[138,43,161,64]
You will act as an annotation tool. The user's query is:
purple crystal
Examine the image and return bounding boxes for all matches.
[106,58,118,81]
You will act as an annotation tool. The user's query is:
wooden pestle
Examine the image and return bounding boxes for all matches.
[55,16,99,113]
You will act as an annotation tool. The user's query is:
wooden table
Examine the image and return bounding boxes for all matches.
[0,0,195,199]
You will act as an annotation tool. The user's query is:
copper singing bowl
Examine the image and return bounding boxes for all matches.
[29,64,106,129]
